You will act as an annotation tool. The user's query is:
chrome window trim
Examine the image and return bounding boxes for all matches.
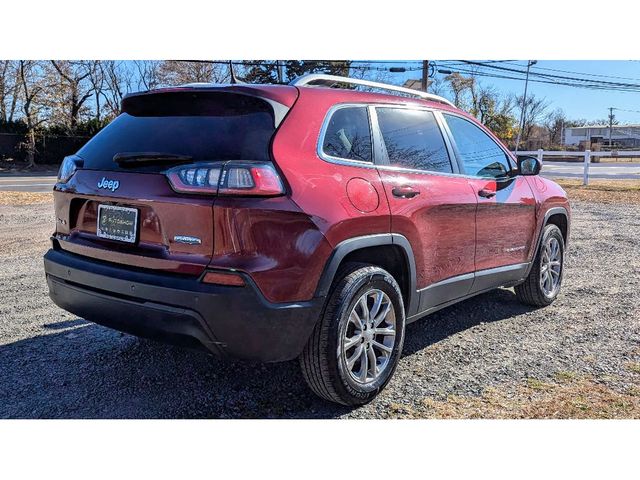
[440,110,518,179]
[317,103,375,165]
[316,102,519,181]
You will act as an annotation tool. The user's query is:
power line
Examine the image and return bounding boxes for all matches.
[436,64,640,93]
[500,60,640,83]
[178,59,640,94]
[456,60,640,90]
[613,108,640,115]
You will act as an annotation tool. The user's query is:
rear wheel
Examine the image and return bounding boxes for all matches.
[515,224,565,307]
[300,264,406,405]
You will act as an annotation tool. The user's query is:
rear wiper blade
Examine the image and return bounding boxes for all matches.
[113,152,193,167]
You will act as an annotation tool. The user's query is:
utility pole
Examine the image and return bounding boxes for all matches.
[228,60,238,84]
[608,107,615,148]
[514,60,537,154]
[276,60,284,84]
[422,60,429,92]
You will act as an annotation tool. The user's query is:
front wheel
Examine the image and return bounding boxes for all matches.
[515,224,565,307]
[299,264,406,406]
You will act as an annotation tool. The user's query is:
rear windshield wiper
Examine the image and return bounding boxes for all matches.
[113,152,193,167]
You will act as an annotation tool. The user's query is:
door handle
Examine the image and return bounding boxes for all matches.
[392,186,420,199]
[478,188,496,199]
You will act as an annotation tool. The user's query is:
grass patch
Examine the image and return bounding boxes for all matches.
[626,362,640,374]
[385,373,640,419]
[554,179,640,204]
[555,370,579,382]
[0,191,53,206]
[526,378,554,391]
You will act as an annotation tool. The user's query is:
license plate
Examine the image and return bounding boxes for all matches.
[97,204,138,243]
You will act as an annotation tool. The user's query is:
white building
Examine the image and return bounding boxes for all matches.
[564,124,640,148]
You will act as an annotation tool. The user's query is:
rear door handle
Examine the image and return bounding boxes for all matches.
[392,186,420,199]
[478,188,496,199]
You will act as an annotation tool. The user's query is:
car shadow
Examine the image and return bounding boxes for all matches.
[402,288,536,358]
[0,288,536,419]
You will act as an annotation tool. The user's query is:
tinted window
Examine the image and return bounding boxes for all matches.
[77,92,276,171]
[376,108,452,173]
[322,107,372,162]
[444,114,512,178]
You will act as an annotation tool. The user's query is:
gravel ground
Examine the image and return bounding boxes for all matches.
[0,200,639,418]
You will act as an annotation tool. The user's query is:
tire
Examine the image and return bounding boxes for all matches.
[299,263,406,406]
[515,224,565,307]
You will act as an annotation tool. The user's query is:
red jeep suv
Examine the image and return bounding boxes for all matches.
[44,74,570,405]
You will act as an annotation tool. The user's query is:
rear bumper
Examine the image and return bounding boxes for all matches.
[43,247,323,362]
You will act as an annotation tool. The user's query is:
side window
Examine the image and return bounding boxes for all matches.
[322,107,372,162]
[376,108,452,173]
[443,114,513,178]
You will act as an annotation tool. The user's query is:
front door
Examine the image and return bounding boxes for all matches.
[441,113,537,285]
[373,107,478,315]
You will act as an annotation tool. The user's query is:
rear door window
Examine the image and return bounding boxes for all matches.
[321,107,373,162]
[376,108,452,173]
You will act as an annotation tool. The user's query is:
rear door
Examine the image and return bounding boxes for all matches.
[441,113,537,278]
[53,90,286,276]
[372,106,478,314]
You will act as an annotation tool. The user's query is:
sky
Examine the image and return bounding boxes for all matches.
[391,60,640,125]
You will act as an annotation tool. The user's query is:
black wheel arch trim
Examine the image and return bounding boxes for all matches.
[314,233,419,315]
[524,206,569,278]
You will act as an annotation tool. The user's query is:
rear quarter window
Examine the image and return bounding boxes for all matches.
[321,106,373,162]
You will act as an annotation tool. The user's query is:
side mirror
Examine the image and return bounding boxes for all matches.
[517,156,541,176]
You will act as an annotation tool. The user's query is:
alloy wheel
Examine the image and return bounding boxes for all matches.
[340,289,396,384]
[540,236,562,297]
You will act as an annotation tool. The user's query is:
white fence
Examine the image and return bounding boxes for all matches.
[514,149,640,185]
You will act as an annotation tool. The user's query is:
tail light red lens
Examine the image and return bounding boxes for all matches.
[166,162,284,196]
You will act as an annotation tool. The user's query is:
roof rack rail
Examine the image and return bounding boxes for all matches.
[290,73,455,107]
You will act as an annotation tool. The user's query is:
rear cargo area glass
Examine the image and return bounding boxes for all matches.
[76,91,276,170]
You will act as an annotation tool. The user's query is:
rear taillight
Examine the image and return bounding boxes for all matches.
[57,155,83,183]
[166,162,284,196]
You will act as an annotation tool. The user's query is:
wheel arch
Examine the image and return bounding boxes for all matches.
[314,234,418,315]
[545,208,569,245]
[524,206,570,278]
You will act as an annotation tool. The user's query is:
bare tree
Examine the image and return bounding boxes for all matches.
[346,62,394,92]
[99,61,133,118]
[444,72,474,108]
[49,60,95,130]
[0,61,21,122]
[134,60,162,90]
[545,108,567,146]
[427,75,447,96]
[85,61,105,122]
[157,61,229,86]
[18,61,49,168]
[517,93,549,143]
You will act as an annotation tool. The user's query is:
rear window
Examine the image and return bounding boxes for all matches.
[77,91,277,170]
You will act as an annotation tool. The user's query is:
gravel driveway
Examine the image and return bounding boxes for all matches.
[0,199,638,418]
